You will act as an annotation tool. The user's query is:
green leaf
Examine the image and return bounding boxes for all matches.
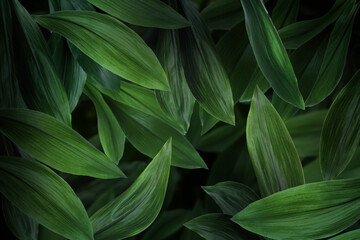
[0,157,93,240]
[179,0,235,125]
[199,107,219,135]
[329,229,360,240]
[2,198,38,240]
[203,181,259,216]
[185,213,258,240]
[48,34,86,112]
[91,139,172,240]
[141,209,191,240]
[320,70,360,179]
[11,0,71,125]
[88,0,189,29]
[201,0,243,30]
[35,11,169,90]
[105,97,207,169]
[0,108,125,179]
[155,29,195,134]
[246,87,304,196]
[232,177,360,240]
[83,83,125,164]
[279,0,350,49]
[271,0,299,29]
[240,0,304,109]
[286,110,327,158]
[305,2,358,106]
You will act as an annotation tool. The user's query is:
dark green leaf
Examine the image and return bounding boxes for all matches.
[179,0,235,125]
[0,108,125,179]
[91,139,172,240]
[240,0,305,109]
[329,229,360,240]
[246,87,304,196]
[83,83,125,164]
[232,177,360,240]
[203,181,259,216]
[88,0,189,29]
[320,69,360,179]
[271,0,299,29]
[0,157,93,240]
[35,11,169,90]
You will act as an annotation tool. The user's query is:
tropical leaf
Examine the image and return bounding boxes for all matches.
[246,87,304,196]
[90,139,172,240]
[35,11,169,90]
[232,177,360,240]
[0,108,125,179]
[88,0,189,29]
[320,69,360,179]
[0,157,93,240]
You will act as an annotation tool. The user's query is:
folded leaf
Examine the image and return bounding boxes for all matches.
[320,69,360,179]
[35,11,169,90]
[240,0,304,109]
[232,177,360,240]
[91,139,172,240]
[0,157,93,240]
[305,2,358,106]
[0,108,125,179]
[88,0,189,29]
[203,181,259,216]
[179,0,235,125]
[246,87,304,196]
[105,97,207,169]
[84,83,125,164]
[11,0,71,124]
[329,229,360,240]
[185,213,258,240]
[155,29,195,134]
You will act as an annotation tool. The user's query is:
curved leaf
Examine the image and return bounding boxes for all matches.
[320,70,360,179]
[0,157,93,240]
[0,108,125,179]
[88,0,189,29]
[246,87,304,196]
[232,178,360,240]
[240,0,304,109]
[35,11,169,90]
[91,139,172,240]
[330,229,360,240]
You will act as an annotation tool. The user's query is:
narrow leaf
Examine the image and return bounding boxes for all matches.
[240,0,305,109]
[0,157,93,240]
[91,139,172,240]
[232,178,360,240]
[320,70,360,179]
[35,11,169,90]
[0,108,125,179]
[246,87,304,196]
[88,0,189,29]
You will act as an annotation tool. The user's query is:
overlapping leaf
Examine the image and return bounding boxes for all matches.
[232,177,360,240]
[0,157,93,240]
[91,139,172,240]
[330,229,360,240]
[246,87,304,196]
[35,11,169,90]
[0,108,124,179]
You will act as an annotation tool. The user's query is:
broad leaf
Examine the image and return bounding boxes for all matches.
[91,139,172,240]
[84,83,125,164]
[0,108,125,179]
[88,0,189,29]
[35,11,169,90]
[246,87,304,196]
[0,157,93,240]
[105,97,207,169]
[203,181,259,216]
[320,70,360,179]
[11,0,71,124]
[232,177,360,240]
[240,0,304,109]
[155,29,195,134]
[179,0,235,125]
[330,229,360,240]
